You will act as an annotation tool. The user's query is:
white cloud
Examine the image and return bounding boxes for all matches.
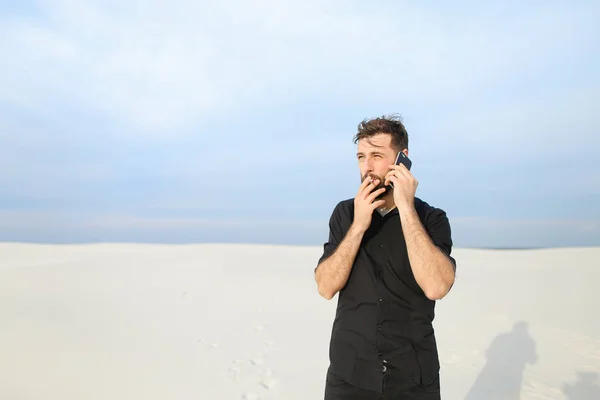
[1,1,599,249]
[1,0,596,133]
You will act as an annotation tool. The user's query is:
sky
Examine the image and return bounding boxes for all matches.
[0,0,599,249]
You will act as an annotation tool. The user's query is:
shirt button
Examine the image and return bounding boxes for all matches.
[378,297,383,302]
[382,365,387,372]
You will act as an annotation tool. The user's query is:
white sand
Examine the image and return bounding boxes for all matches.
[1,243,599,399]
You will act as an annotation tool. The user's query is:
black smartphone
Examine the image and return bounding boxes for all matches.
[394,151,412,171]
[390,151,412,188]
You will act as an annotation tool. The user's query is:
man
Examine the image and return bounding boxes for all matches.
[314,115,457,399]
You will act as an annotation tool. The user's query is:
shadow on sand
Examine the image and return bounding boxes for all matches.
[562,371,600,400]
[465,321,537,400]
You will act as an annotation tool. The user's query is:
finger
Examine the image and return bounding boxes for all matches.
[357,177,375,197]
[370,199,386,209]
[389,164,411,178]
[361,178,380,197]
[383,171,395,186]
[385,172,400,187]
[358,176,371,192]
[366,187,386,203]
[388,175,401,187]
[388,163,408,171]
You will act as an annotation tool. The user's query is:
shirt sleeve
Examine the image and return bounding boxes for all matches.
[315,202,345,272]
[424,208,457,271]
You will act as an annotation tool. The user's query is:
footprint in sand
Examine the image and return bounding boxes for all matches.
[197,337,220,351]
[261,376,277,390]
[231,324,277,399]
[251,357,264,366]
[240,365,276,400]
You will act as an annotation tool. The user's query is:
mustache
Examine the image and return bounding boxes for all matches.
[361,173,392,199]
[362,173,385,184]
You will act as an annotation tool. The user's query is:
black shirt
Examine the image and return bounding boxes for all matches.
[315,197,456,392]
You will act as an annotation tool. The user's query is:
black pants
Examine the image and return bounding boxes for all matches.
[324,367,441,400]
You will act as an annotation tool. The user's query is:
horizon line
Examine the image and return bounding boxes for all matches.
[0,240,598,251]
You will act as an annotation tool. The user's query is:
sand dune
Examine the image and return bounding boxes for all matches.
[1,243,599,399]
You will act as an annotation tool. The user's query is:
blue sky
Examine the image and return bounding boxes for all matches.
[0,0,599,248]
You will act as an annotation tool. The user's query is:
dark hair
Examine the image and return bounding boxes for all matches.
[353,114,409,152]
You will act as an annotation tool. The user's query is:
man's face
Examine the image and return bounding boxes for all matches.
[356,133,405,200]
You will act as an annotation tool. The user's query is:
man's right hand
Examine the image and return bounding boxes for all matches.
[352,177,386,232]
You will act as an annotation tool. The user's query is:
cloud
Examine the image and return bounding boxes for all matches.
[0,0,599,247]
[1,0,597,133]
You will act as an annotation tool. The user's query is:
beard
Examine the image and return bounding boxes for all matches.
[361,172,392,201]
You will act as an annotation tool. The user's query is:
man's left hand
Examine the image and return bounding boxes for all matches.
[384,164,418,211]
